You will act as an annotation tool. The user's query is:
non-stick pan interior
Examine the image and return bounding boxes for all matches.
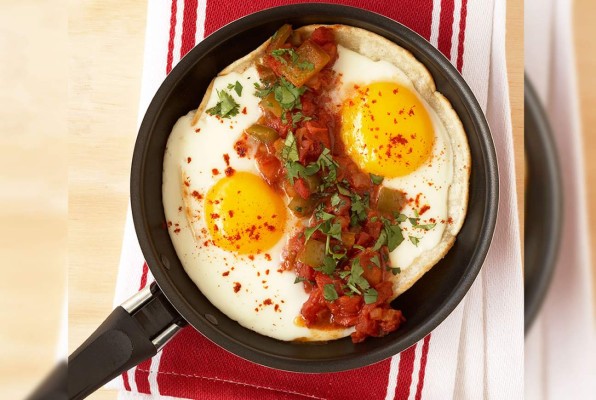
[131,4,498,372]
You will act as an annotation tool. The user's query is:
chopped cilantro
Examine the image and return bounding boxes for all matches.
[297,60,315,71]
[271,48,299,65]
[274,77,306,111]
[323,284,339,301]
[314,256,337,275]
[414,223,436,230]
[294,276,314,284]
[206,89,240,119]
[409,236,420,246]
[364,288,378,304]
[227,81,243,96]
[370,174,384,185]
[291,112,312,126]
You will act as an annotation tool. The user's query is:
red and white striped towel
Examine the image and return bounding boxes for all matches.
[524,0,596,398]
[109,0,523,398]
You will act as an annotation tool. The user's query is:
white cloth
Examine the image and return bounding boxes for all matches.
[109,0,523,398]
[524,0,596,398]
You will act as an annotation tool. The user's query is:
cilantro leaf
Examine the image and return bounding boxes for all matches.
[206,89,240,119]
[390,267,401,275]
[315,256,337,275]
[350,193,368,226]
[364,288,378,304]
[234,81,243,96]
[297,60,315,71]
[271,48,299,65]
[323,284,339,301]
[370,174,384,185]
[281,131,299,162]
[385,223,404,252]
[413,223,436,230]
[274,77,306,111]
[409,236,420,246]
[294,276,313,284]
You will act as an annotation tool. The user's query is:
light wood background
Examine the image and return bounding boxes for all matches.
[6,0,595,399]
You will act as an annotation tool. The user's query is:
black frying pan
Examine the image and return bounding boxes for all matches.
[66,5,498,399]
[524,77,562,332]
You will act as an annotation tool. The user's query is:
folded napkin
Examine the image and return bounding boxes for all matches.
[109,0,523,398]
[524,0,596,398]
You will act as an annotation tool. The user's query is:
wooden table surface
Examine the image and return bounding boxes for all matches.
[8,0,596,398]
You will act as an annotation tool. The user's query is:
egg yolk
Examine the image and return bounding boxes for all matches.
[204,172,287,254]
[340,82,434,177]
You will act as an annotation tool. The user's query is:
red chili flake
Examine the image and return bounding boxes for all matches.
[372,100,377,104]
[378,91,382,96]
[263,298,273,306]
[429,218,437,223]
[178,206,182,211]
[371,115,375,121]
[411,133,417,139]
[248,255,255,261]
[195,128,201,133]
[187,157,192,163]
[184,180,190,187]
[257,272,261,277]
[167,221,173,227]
[274,304,280,312]
[174,228,181,234]
[393,118,398,124]
[222,271,230,277]
[203,240,210,246]
[212,168,220,175]
[241,107,247,115]
[213,225,219,232]
[234,140,248,157]
[223,154,230,166]
[415,194,422,207]
[210,213,220,219]
[447,217,454,224]
[264,254,272,261]
[225,166,235,176]
[271,214,277,219]
[281,300,285,304]
[191,190,202,200]
[354,84,360,89]
[420,205,431,215]
[265,269,270,275]
[233,282,241,293]
[391,135,408,145]
[228,210,234,218]
[174,223,179,227]
[255,307,259,312]
[399,108,405,115]
[257,215,262,220]
[408,107,416,116]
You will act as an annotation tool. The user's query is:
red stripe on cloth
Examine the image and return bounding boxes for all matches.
[394,344,417,399]
[456,0,468,72]
[156,327,392,399]
[166,0,178,74]
[121,371,131,391]
[139,262,149,290]
[135,358,153,394]
[204,0,433,40]
[415,334,431,400]
[180,0,198,58]
[437,0,455,59]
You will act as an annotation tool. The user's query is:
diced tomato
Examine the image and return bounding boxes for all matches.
[328,295,362,326]
[293,178,311,199]
[310,27,335,46]
[255,145,282,186]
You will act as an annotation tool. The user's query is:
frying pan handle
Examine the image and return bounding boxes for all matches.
[68,283,185,400]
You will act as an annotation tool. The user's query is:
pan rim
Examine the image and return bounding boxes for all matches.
[130,3,499,372]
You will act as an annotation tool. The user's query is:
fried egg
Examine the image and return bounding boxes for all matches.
[162,66,351,341]
[331,45,453,276]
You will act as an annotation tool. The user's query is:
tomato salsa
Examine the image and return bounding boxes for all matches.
[242,25,406,343]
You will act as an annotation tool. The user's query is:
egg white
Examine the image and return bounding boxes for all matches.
[162,66,352,341]
[330,45,454,272]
